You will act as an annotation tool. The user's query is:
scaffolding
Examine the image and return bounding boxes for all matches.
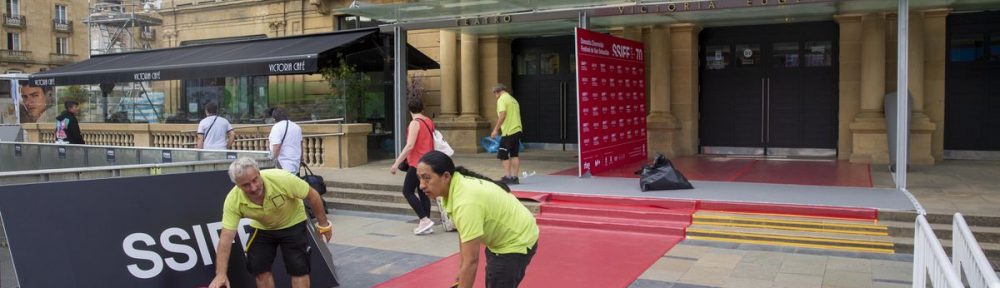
[85,0,163,55]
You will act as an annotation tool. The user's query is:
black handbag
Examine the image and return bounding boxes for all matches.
[398,159,409,172]
[299,162,327,195]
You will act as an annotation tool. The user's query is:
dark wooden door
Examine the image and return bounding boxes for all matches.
[700,22,838,154]
[512,36,577,145]
[946,12,1000,151]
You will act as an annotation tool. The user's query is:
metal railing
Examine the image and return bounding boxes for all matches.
[913,215,964,288]
[53,19,72,32]
[0,141,270,173]
[952,213,1000,288]
[3,13,24,27]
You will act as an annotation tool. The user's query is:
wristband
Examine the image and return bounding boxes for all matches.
[316,222,332,233]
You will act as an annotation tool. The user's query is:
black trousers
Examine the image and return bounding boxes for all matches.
[403,167,431,219]
[485,242,538,288]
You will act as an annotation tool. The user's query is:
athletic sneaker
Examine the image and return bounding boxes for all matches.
[508,176,519,185]
[414,218,435,235]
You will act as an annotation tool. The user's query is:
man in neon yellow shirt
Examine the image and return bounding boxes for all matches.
[490,83,524,185]
[208,157,332,288]
[416,151,539,288]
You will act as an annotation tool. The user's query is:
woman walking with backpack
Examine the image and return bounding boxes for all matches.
[390,97,437,235]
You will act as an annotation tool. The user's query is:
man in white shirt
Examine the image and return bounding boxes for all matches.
[196,102,234,150]
[267,107,303,174]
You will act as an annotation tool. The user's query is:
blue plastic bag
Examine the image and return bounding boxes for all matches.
[482,136,500,153]
[481,136,526,153]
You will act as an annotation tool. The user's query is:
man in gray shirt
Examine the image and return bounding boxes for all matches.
[196,102,234,150]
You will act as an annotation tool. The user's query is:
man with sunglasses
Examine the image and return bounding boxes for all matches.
[208,157,331,288]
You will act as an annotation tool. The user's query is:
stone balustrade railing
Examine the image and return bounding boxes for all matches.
[21,122,372,168]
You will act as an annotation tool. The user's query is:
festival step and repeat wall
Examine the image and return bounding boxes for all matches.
[575,27,648,176]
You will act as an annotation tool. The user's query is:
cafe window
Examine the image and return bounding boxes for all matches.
[705,45,730,70]
[804,41,832,67]
[951,34,984,62]
[772,42,799,68]
[735,44,760,67]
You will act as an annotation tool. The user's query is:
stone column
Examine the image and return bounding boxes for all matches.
[647,24,680,157]
[835,14,863,160]
[438,30,459,119]
[849,13,889,164]
[923,9,950,161]
[669,23,702,156]
[435,33,490,153]
[459,33,481,121]
[905,12,937,164]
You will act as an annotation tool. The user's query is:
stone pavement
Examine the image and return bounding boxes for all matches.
[324,209,914,288]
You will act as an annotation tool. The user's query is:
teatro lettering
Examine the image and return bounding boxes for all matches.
[268,61,307,73]
[133,71,162,81]
[457,15,512,26]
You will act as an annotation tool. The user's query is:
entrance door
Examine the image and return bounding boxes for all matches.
[946,12,1000,152]
[512,36,577,148]
[699,22,838,156]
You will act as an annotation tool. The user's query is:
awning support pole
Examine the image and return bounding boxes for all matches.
[578,11,590,29]
[895,0,909,190]
[393,26,408,157]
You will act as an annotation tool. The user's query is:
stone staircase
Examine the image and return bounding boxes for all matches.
[323,180,541,221]
[685,211,896,254]
[879,211,1000,271]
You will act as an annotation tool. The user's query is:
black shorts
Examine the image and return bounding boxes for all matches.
[245,221,311,276]
[485,242,538,288]
[497,132,522,160]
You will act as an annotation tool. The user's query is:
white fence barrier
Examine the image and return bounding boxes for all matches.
[952,213,1000,288]
[913,215,964,288]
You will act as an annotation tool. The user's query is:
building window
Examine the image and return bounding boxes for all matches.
[336,15,386,30]
[5,0,18,16]
[6,32,19,50]
[56,37,68,54]
[55,4,67,24]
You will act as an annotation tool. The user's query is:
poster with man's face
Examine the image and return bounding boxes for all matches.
[17,82,55,123]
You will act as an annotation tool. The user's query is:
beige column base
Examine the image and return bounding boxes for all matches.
[848,113,937,165]
[436,118,490,153]
[647,112,681,158]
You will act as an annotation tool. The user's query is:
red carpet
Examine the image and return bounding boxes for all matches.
[375,194,693,288]
[551,156,872,188]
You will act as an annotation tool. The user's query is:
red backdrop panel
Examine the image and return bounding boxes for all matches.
[576,27,648,176]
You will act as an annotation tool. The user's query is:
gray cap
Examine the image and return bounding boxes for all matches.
[491,83,507,93]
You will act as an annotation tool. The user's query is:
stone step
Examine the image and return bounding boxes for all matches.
[326,197,444,219]
[693,211,887,236]
[891,236,1000,271]
[879,210,1000,227]
[686,224,895,254]
[882,220,1000,243]
[324,195,542,218]
[329,187,405,203]
[325,180,402,193]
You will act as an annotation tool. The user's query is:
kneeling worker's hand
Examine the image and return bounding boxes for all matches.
[316,221,333,242]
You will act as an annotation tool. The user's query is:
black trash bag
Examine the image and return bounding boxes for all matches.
[637,154,693,191]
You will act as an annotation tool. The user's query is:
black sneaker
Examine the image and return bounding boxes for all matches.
[499,176,511,184]
[510,177,519,185]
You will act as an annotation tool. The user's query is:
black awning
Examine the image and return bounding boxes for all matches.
[30,28,438,86]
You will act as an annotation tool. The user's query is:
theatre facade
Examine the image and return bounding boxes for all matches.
[340,0,1000,164]
[27,0,1000,166]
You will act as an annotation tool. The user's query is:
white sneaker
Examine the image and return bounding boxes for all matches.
[414,218,435,235]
